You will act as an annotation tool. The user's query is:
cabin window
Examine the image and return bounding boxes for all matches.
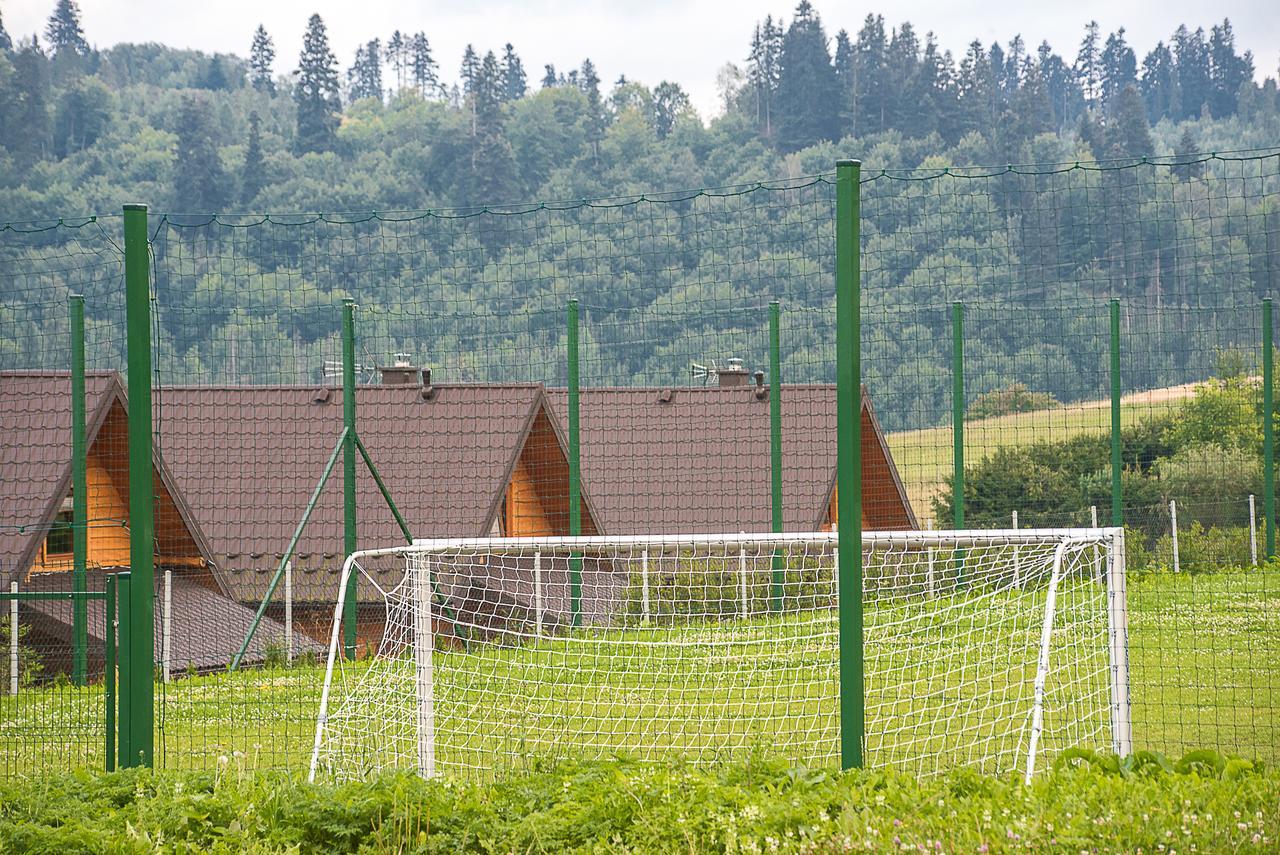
[46,509,74,555]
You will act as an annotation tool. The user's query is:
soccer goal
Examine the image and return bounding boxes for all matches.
[309,529,1130,783]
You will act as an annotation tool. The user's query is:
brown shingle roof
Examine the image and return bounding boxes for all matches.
[545,384,915,535]
[154,383,557,601]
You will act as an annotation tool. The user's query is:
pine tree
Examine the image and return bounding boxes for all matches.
[387,31,405,91]
[173,94,228,212]
[45,0,89,58]
[241,110,266,204]
[746,15,783,137]
[853,14,888,135]
[293,14,341,154]
[1075,21,1102,110]
[580,58,606,153]
[1172,126,1204,181]
[1207,19,1250,118]
[249,25,276,94]
[1172,25,1211,119]
[348,38,383,102]
[652,81,691,139]
[1099,29,1137,114]
[499,43,526,102]
[410,33,437,97]
[1139,42,1178,121]
[773,1,840,152]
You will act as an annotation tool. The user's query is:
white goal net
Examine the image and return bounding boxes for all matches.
[309,529,1129,782]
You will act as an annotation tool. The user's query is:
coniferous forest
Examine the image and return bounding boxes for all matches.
[2,0,1280,427]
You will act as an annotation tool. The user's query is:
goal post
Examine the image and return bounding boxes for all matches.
[309,528,1129,783]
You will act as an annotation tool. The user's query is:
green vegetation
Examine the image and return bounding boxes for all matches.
[0,751,1274,852]
[965,383,1061,421]
[3,569,1276,780]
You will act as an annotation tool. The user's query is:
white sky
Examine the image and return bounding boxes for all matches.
[5,0,1278,118]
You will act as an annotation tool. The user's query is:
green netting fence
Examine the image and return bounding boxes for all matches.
[1,150,1278,778]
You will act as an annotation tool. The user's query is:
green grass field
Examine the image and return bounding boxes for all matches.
[3,567,1276,782]
[886,392,1190,515]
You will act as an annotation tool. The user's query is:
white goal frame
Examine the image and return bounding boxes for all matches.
[309,528,1130,783]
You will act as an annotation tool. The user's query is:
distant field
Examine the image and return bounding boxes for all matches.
[887,384,1197,517]
[3,567,1275,781]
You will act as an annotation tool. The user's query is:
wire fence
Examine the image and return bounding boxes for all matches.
[0,150,1278,778]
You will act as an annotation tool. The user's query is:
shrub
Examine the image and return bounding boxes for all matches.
[966,382,1060,420]
[1158,443,1262,528]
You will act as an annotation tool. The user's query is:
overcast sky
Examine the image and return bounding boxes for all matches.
[5,1,1278,117]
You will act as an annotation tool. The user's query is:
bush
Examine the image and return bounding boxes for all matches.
[1158,443,1262,528]
[0,753,1273,853]
[1148,521,1257,574]
[965,382,1060,420]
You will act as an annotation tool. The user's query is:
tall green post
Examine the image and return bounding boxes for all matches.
[122,204,153,767]
[342,300,358,659]
[1263,298,1274,558]
[835,159,864,770]
[1110,299,1123,527]
[70,295,88,686]
[769,301,785,612]
[567,299,582,627]
[951,302,965,530]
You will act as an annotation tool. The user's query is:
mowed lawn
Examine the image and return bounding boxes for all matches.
[887,391,1191,516]
[2,568,1276,780]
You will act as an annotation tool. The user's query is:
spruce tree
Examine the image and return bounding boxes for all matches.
[1172,25,1211,119]
[1075,21,1101,110]
[886,22,922,133]
[1037,41,1082,132]
[1139,42,1178,121]
[348,38,383,102]
[1172,127,1204,181]
[387,31,405,91]
[249,25,276,94]
[500,43,526,102]
[746,15,783,137]
[773,1,840,152]
[410,33,437,97]
[45,0,89,58]
[0,8,12,53]
[853,14,889,135]
[1207,19,1250,118]
[1099,29,1137,114]
[956,39,994,137]
[580,58,606,152]
[241,111,266,204]
[293,14,341,154]
[173,94,228,212]
[1104,84,1153,158]
[832,29,854,132]
[467,49,516,202]
[8,38,51,166]
[541,64,557,89]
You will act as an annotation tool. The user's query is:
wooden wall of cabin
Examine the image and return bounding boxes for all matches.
[823,406,915,532]
[30,401,205,574]
[503,408,597,537]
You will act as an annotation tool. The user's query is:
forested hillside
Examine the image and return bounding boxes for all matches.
[2,0,1279,429]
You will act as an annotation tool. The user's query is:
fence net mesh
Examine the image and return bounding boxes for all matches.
[1,150,1278,776]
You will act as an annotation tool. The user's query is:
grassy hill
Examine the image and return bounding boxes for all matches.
[887,383,1199,519]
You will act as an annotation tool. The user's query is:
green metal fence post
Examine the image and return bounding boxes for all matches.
[951,301,965,530]
[1264,298,1274,558]
[122,204,154,767]
[116,571,131,769]
[104,573,116,772]
[835,159,864,770]
[342,300,358,659]
[70,294,87,686]
[1110,299,1123,528]
[769,301,784,612]
[567,299,582,627]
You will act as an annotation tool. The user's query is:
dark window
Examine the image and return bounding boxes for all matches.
[46,510,74,555]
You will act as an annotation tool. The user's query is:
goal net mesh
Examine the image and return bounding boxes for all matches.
[311,530,1121,781]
